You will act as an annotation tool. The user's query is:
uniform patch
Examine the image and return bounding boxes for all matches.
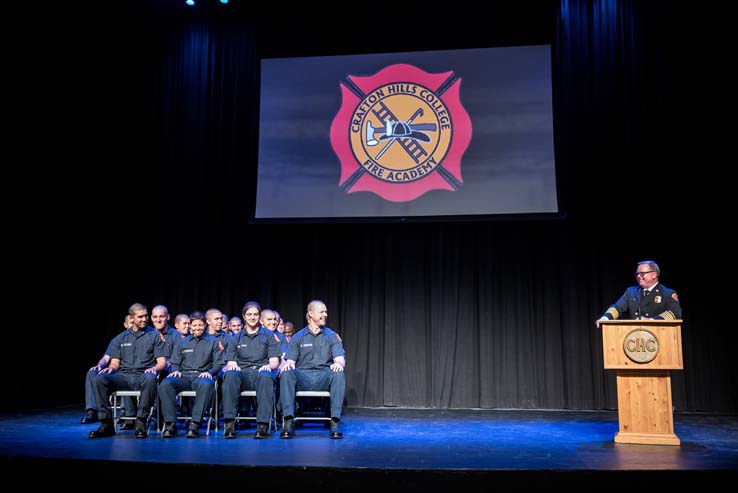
[654,296,662,304]
[672,293,679,301]
[331,64,472,202]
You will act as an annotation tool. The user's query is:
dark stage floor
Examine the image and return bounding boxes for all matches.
[2,406,737,488]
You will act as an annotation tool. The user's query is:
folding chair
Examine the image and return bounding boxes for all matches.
[291,390,331,428]
[236,390,276,432]
[168,383,218,435]
[111,390,154,431]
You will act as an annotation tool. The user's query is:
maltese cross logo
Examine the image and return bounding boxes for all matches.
[330,64,472,202]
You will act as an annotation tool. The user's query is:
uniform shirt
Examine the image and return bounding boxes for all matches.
[225,328,282,368]
[159,325,178,358]
[287,326,345,370]
[274,330,289,358]
[208,330,229,353]
[259,325,287,356]
[169,333,224,376]
[109,327,167,373]
[603,284,682,321]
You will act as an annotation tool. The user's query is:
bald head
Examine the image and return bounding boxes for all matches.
[151,305,170,331]
[306,300,327,330]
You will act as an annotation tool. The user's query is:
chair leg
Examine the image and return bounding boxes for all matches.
[214,384,219,432]
[112,394,118,427]
[205,407,212,436]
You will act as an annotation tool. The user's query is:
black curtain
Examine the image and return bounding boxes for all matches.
[20,1,734,413]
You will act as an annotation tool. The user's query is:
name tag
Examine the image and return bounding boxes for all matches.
[183,349,194,353]
[301,343,313,348]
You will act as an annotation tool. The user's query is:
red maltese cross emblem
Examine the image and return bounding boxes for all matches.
[330,64,472,202]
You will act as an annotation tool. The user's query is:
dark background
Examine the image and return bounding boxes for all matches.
[14,0,733,413]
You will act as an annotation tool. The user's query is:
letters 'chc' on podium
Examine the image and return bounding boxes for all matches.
[600,320,683,446]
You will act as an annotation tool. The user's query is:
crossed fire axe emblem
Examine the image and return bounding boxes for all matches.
[366,108,438,147]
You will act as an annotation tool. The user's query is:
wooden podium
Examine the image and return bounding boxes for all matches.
[600,320,683,445]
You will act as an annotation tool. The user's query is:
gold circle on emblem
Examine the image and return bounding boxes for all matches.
[349,83,452,184]
[623,329,659,363]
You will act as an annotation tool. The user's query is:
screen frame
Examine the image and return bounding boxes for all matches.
[248,11,562,224]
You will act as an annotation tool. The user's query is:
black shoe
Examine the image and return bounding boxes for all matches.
[329,420,343,439]
[89,420,115,438]
[254,423,269,439]
[162,422,177,438]
[134,418,148,438]
[119,419,135,430]
[81,409,98,424]
[186,421,200,438]
[224,420,236,439]
[280,419,295,439]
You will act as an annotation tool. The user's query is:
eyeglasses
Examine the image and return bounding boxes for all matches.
[635,271,655,277]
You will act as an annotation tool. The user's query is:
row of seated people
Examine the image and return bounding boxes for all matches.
[83,305,290,421]
[85,300,346,439]
[83,303,292,425]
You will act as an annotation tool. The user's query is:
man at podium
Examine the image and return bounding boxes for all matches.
[596,260,682,327]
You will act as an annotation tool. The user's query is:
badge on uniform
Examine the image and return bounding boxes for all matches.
[654,296,662,303]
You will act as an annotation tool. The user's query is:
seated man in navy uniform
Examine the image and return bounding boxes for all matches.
[89,303,167,438]
[596,260,682,327]
[81,314,132,424]
[279,300,346,439]
[221,301,282,439]
[159,312,223,438]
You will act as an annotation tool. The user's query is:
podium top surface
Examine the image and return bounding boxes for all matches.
[600,320,682,325]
